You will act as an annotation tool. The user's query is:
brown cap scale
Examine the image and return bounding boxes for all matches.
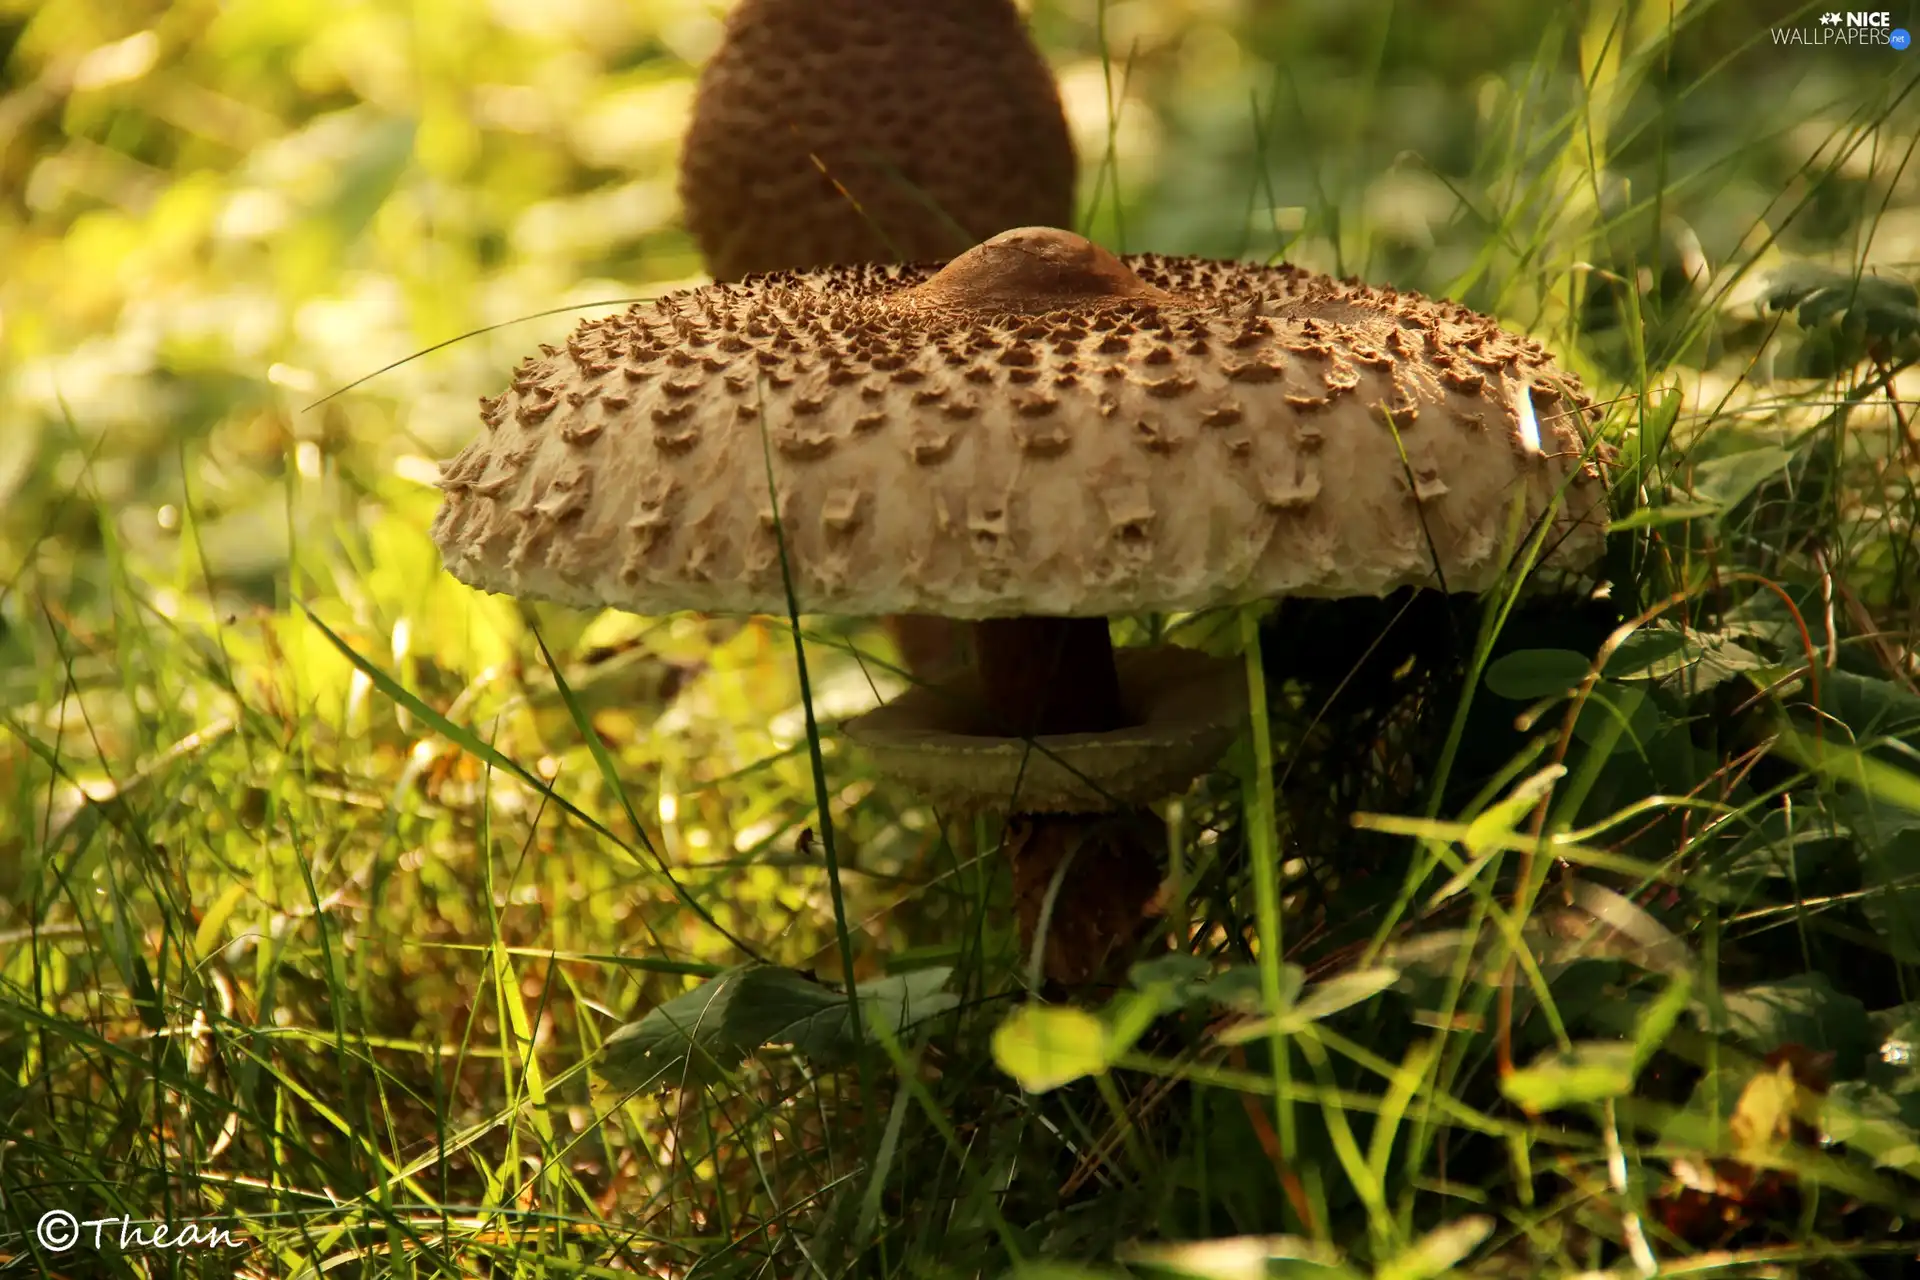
[678,0,1077,280]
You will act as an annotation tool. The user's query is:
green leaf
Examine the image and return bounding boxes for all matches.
[1607,501,1722,532]
[835,968,961,1057]
[1290,967,1400,1024]
[129,954,165,1032]
[600,968,760,1089]
[323,115,416,241]
[1203,965,1280,1012]
[1376,1217,1494,1280]
[598,965,955,1090]
[725,968,876,1063]
[1822,671,1920,741]
[1690,444,1794,510]
[1130,953,1213,997]
[1605,628,1692,678]
[1217,966,1399,1041]
[1719,972,1870,1075]
[1484,648,1590,700]
[1825,1082,1920,1175]
[1632,973,1695,1072]
[1608,626,1768,695]
[1461,765,1566,855]
[1501,1040,1637,1111]
[992,1004,1111,1092]
[1116,1235,1355,1280]
[1763,261,1858,313]
[1765,262,1920,340]
[193,882,251,960]
[754,967,957,1064]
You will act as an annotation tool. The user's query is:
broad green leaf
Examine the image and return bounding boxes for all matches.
[193,882,251,960]
[1608,626,1768,693]
[1719,972,1870,1075]
[599,965,956,1090]
[1826,1082,1920,1175]
[1203,965,1282,1012]
[1463,764,1565,854]
[1130,953,1213,997]
[1218,967,1399,1041]
[1690,444,1794,510]
[1822,671,1920,741]
[1632,973,1695,1071]
[1376,1216,1494,1280]
[600,968,760,1089]
[1289,967,1400,1024]
[738,966,957,1064]
[322,116,417,242]
[1116,1234,1354,1280]
[833,968,960,1056]
[723,967,876,1062]
[1606,501,1722,532]
[993,1004,1111,1092]
[1765,262,1920,339]
[1605,627,1692,678]
[1484,649,1590,700]
[1501,1041,1637,1111]
[1763,260,1858,313]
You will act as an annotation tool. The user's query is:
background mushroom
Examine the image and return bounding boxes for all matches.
[431,226,1609,983]
[677,0,1079,682]
[679,0,1077,279]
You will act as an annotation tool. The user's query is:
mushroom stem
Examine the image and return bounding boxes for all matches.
[971,616,1130,736]
[1009,810,1166,988]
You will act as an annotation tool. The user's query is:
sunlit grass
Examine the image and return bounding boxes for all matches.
[5,0,1920,1276]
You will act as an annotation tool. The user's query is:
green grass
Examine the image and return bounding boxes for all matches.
[5,0,1920,1276]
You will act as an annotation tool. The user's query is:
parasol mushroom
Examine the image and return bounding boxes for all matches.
[431,227,1609,984]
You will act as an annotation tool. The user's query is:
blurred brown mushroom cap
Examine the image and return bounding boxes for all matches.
[679,0,1077,280]
[432,228,1609,622]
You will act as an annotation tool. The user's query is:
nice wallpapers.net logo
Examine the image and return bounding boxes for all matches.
[1773,10,1912,48]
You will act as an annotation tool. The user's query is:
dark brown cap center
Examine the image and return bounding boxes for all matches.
[909,226,1173,315]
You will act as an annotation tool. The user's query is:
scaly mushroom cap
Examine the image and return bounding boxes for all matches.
[432,228,1610,618]
[679,0,1076,279]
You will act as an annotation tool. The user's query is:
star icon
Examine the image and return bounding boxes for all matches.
[1820,11,1842,23]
